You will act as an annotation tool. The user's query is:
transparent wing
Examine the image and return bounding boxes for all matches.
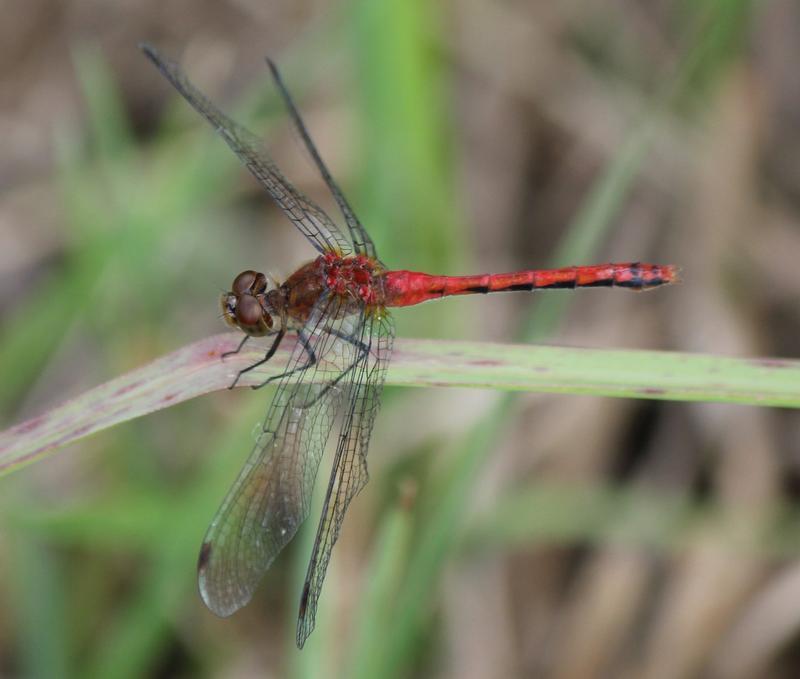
[197,293,363,616]
[140,44,352,256]
[265,58,379,261]
[296,310,395,647]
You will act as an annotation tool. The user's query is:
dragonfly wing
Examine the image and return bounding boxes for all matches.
[265,58,378,260]
[295,310,395,647]
[140,44,352,256]
[198,293,360,617]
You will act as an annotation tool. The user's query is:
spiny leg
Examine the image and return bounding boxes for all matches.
[248,329,317,390]
[228,327,286,390]
[300,324,371,409]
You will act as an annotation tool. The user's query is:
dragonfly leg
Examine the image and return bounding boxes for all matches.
[300,327,370,408]
[325,326,369,355]
[228,327,287,390]
[248,329,317,390]
[248,324,369,398]
[221,334,250,360]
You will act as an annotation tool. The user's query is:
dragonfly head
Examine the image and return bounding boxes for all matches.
[221,270,274,337]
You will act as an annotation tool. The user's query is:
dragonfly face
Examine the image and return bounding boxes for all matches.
[221,269,274,337]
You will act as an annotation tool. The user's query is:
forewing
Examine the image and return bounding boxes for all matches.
[140,44,352,256]
[296,310,395,647]
[265,59,378,260]
[198,294,361,617]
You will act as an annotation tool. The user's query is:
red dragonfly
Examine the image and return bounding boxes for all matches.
[141,44,677,648]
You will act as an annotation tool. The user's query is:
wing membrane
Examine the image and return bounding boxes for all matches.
[265,58,378,260]
[141,44,397,645]
[140,44,352,256]
[198,294,362,616]
[296,311,395,647]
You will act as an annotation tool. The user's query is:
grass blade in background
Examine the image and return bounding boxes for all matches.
[8,538,69,679]
[348,484,416,679]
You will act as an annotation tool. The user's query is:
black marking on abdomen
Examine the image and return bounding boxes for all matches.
[539,280,577,289]
[463,285,490,294]
[626,263,643,288]
[616,270,655,289]
[581,279,614,288]
[506,283,534,292]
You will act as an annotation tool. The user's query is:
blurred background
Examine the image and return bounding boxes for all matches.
[1,1,800,677]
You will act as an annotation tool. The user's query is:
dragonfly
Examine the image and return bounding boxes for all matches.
[140,44,677,648]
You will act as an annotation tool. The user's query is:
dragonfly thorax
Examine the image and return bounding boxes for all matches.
[321,253,385,306]
[221,269,277,337]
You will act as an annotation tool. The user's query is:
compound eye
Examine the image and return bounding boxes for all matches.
[235,294,273,336]
[231,270,268,297]
[251,272,267,294]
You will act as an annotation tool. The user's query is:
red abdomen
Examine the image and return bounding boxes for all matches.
[382,263,678,307]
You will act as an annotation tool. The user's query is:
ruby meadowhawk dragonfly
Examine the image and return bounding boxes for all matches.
[140,44,677,648]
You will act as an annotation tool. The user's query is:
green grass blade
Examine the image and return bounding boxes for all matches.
[8,536,70,679]
[2,333,798,478]
[348,485,416,679]
[380,416,501,678]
